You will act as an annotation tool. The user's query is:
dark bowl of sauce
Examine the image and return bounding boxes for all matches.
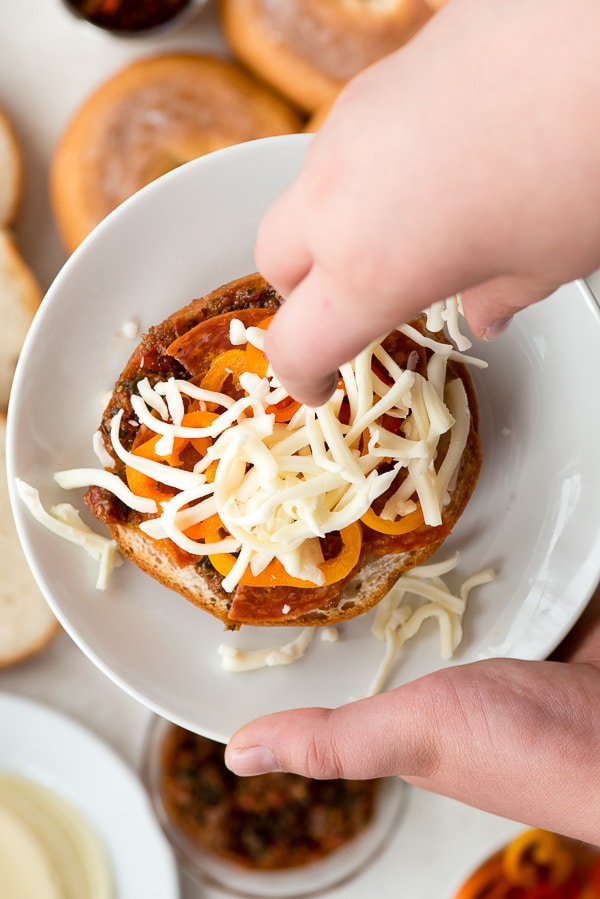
[60,0,202,37]
[141,717,406,897]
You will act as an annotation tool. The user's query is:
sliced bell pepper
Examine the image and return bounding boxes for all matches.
[361,504,424,535]
[183,512,223,541]
[199,348,250,394]
[205,520,362,588]
[245,314,273,378]
[266,396,302,422]
[452,854,510,899]
[503,830,572,888]
[179,409,218,456]
[126,433,182,501]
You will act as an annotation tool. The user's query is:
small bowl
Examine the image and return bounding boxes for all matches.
[140,715,406,898]
[59,0,206,38]
[447,827,600,898]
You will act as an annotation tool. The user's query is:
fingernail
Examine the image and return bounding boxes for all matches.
[483,315,513,340]
[226,746,280,776]
[304,372,339,408]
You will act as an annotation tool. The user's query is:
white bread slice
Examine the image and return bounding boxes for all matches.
[0,106,23,227]
[0,230,42,411]
[0,417,60,666]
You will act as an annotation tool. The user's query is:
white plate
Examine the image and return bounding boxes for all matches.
[7,134,600,742]
[0,692,179,898]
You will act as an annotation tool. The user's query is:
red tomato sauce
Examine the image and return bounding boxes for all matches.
[64,0,192,32]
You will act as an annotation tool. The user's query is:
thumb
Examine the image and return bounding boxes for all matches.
[225,658,600,843]
[225,665,498,782]
[263,264,426,407]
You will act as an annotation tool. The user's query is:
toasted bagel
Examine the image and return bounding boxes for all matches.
[85,274,482,628]
[219,0,434,112]
[50,54,303,254]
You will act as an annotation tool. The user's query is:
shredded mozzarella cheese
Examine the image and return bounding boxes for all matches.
[366,555,496,696]
[425,294,472,352]
[15,480,122,590]
[19,299,486,605]
[217,556,496,690]
[218,628,315,671]
[48,313,485,592]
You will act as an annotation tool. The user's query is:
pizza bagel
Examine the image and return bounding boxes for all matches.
[81,274,482,629]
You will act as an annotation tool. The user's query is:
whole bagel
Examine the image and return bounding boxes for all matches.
[220,0,434,112]
[50,53,303,254]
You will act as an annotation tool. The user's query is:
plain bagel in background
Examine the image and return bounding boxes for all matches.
[219,0,438,112]
[49,53,304,254]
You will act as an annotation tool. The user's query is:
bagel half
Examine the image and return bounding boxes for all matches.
[50,54,303,254]
[219,0,434,112]
[84,274,482,629]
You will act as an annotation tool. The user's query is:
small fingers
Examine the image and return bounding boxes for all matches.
[225,690,438,781]
[254,181,312,300]
[263,264,424,406]
[461,273,561,341]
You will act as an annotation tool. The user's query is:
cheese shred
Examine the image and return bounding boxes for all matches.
[46,311,485,593]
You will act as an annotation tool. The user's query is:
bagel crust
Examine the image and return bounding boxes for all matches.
[50,54,303,254]
[0,104,23,228]
[85,274,482,628]
[220,0,434,111]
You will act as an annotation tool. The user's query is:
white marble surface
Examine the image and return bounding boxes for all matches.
[0,2,597,897]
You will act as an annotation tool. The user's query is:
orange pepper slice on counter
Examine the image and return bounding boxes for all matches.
[452,830,589,899]
[503,830,572,889]
[361,504,424,535]
[453,855,510,899]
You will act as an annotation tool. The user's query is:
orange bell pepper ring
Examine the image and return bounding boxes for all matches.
[199,349,250,394]
[204,520,362,588]
[266,396,302,422]
[179,409,218,456]
[199,317,303,422]
[452,854,511,899]
[503,830,572,888]
[126,433,183,501]
[245,314,273,378]
[361,504,424,535]
[183,512,223,541]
